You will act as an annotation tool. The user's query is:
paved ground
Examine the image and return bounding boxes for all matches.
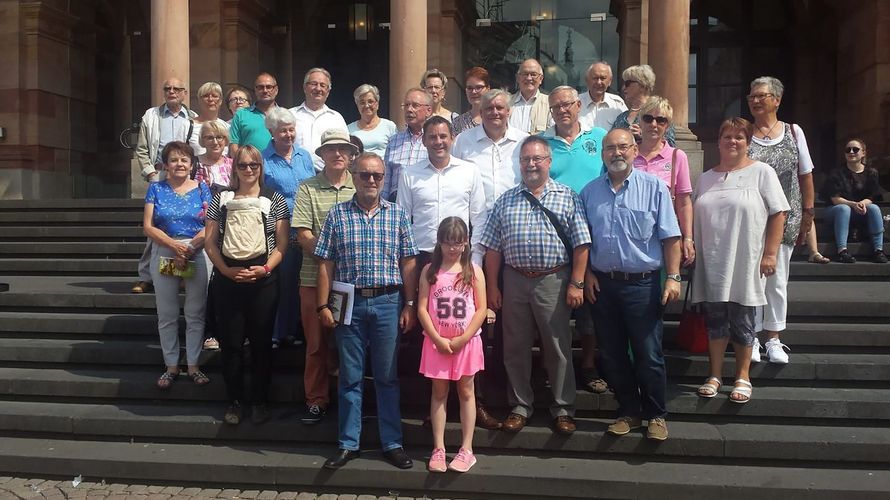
[0,476,455,500]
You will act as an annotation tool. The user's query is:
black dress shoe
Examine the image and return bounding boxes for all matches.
[323,449,360,469]
[382,447,413,469]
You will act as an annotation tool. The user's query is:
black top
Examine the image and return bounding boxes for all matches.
[820,166,881,203]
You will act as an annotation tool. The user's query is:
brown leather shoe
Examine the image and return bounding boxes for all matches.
[553,415,576,435]
[501,413,527,433]
[475,402,502,430]
[131,281,154,294]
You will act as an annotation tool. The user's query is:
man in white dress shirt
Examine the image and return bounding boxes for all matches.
[454,89,528,210]
[290,67,348,170]
[508,59,553,134]
[579,62,627,131]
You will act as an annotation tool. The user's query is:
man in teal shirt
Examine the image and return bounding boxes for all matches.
[540,85,607,194]
[230,72,280,158]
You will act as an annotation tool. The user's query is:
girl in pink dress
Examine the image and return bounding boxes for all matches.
[417,217,487,473]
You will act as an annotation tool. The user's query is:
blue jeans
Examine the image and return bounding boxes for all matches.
[273,238,303,341]
[825,203,884,251]
[334,290,403,452]
[591,273,667,419]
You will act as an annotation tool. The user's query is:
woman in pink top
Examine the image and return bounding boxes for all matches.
[417,217,487,474]
[634,96,695,266]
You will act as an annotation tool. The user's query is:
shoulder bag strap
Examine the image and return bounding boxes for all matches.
[669,147,678,201]
[520,190,573,259]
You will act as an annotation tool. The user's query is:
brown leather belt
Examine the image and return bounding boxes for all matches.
[594,270,655,281]
[355,285,401,297]
[510,264,566,279]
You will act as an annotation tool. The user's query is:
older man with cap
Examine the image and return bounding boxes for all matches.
[261,107,315,348]
[481,135,590,436]
[316,153,418,470]
[290,68,349,171]
[229,72,281,158]
[508,58,553,134]
[132,76,197,294]
[292,128,358,425]
[383,88,432,201]
[580,128,681,442]
[579,62,627,131]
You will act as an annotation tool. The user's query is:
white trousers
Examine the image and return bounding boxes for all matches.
[755,243,793,333]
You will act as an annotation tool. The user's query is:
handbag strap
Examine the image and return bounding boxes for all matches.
[520,190,573,259]
[669,146,678,201]
[682,267,694,312]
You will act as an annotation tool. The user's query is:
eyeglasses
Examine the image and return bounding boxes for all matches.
[846,147,861,154]
[228,96,249,104]
[255,84,277,91]
[519,155,551,165]
[322,145,355,156]
[163,86,186,93]
[306,81,330,89]
[424,84,444,92]
[518,71,542,78]
[549,100,577,112]
[236,162,261,171]
[356,172,384,182]
[746,93,774,102]
[441,241,467,250]
[641,114,669,125]
[622,80,639,87]
[604,144,635,153]
[401,102,430,110]
[201,135,226,142]
[466,84,489,93]
[201,94,220,100]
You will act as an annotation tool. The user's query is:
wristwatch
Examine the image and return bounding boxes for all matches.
[570,280,584,289]
[666,273,682,283]
[405,300,416,308]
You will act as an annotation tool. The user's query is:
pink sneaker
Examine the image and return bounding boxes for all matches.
[448,448,477,473]
[427,448,447,472]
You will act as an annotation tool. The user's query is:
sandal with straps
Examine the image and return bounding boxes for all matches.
[729,379,753,404]
[189,370,210,386]
[808,252,830,264]
[697,377,722,398]
[157,371,178,390]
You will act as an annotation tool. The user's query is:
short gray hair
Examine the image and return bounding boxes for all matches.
[750,76,784,99]
[197,81,222,98]
[405,87,433,106]
[550,85,580,101]
[586,61,613,78]
[353,84,380,104]
[303,67,332,86]
[421,69,448,89]
[481,89,511,110]
[264,107,296,132]
[622,65,656,93]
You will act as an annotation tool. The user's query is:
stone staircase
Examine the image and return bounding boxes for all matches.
[0,199,889,499]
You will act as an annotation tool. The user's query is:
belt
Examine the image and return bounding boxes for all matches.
[595,270,655,281]
[510,264,566,279]
[355,285,401,298]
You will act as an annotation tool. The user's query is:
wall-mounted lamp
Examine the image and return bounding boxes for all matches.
[350,3,368,40]
[476,18,492,27]
[0,127,6,139]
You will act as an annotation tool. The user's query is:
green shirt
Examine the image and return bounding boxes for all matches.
[230,105,273,150]
[291,171,356,286]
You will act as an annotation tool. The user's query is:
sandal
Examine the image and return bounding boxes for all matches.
[582,368,609,394]
[157,371,178,390]
[729,379,752,404]
[697,377,722,398]
[808,252,830,264]
[189,370,210,386]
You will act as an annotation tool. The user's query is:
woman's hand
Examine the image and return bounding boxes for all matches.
[449,335,470,353]
[854,201,867,215]
[173,255,188,271]
[318,308,337,329]
[171,241,190,259]
[682,239,696,267]
[247,265,268,280]
[432,336,453,355]
[760,254,778,278]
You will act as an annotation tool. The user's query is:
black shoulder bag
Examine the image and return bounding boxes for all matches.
[520,190,574,265]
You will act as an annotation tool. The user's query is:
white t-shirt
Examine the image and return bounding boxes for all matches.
[347,118,398,158]
[691,161,790,306]
[452,125,528,210]
[188,119,230,156]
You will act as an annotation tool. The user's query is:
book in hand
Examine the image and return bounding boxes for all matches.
[330,281,355,325]
[158,256,196,279]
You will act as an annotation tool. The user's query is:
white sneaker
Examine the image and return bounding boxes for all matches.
[750,337,761,363]
[764,338,790,364]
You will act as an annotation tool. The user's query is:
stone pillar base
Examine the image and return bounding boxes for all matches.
[674,125,704,187]
[0,169,73,200]
[129,159,150,200]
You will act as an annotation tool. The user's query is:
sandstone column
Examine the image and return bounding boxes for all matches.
[151,0,190,104]
[389,0,427,127]
[616,0,648,68]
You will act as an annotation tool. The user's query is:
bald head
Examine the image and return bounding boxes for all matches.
[585,62,613,102]
[517,58,544,99]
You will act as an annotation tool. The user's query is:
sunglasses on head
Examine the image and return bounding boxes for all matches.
[357,172,384,182]
[641,114,669,125]
[845,147,861,154]
[236,162,261,171]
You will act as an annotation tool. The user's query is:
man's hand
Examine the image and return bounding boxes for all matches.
[584,269,600,304]
[566,286,584,309]
[661,279,680,305]
[399,306,416,333]
[487,285,502,310]
[433,336,453,354]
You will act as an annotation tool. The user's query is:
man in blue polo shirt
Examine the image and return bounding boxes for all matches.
[580,128,681,442]
[229,72,280,158]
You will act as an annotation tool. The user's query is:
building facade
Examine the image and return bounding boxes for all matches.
[0,0,886,199]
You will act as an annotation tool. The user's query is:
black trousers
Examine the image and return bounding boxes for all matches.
[211,266,278,405]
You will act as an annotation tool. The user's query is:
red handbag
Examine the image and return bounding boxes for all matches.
[676,272,708,353]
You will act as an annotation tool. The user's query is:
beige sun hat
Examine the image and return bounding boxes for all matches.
[315,128,358,156]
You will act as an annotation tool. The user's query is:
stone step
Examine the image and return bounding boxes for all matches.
[0,200,143,210]
[1,367,889,420]
[2,226,145,241]
[1,338,887,383]
[0,212,143,225]
[0,258,137,275]
[0,436,887,499]
[0,401,887,465]
[814,242,889,258]
[0,242,145,256]
[786,260,890,279]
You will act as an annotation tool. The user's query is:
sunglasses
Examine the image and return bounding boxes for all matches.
[236,162,261,171]
[622,80,639,87]
[845,147,861,154]
[641,114,669,125]
[357,172,384,182]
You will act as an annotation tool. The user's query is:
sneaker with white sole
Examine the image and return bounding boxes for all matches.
[764,337,790,364]
[428,448,447,473]
[750,337,761,363]
[448,448,477,473]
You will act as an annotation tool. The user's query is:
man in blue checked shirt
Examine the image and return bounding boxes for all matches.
[315,152,419,471]
[580,128,682,442]
[480,135,590,436]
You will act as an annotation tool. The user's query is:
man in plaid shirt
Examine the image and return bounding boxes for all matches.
[315,153,419,470]
[480,135,591,436]
[382,88,431,201]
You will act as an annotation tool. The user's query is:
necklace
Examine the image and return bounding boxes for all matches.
[758,120,780,140]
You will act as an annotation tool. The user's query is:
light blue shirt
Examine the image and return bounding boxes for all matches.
[261,142,315,217]
[580,168,680,273]
[157,104,191,162]
[541,126,607,194]
[347,119,398,158]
